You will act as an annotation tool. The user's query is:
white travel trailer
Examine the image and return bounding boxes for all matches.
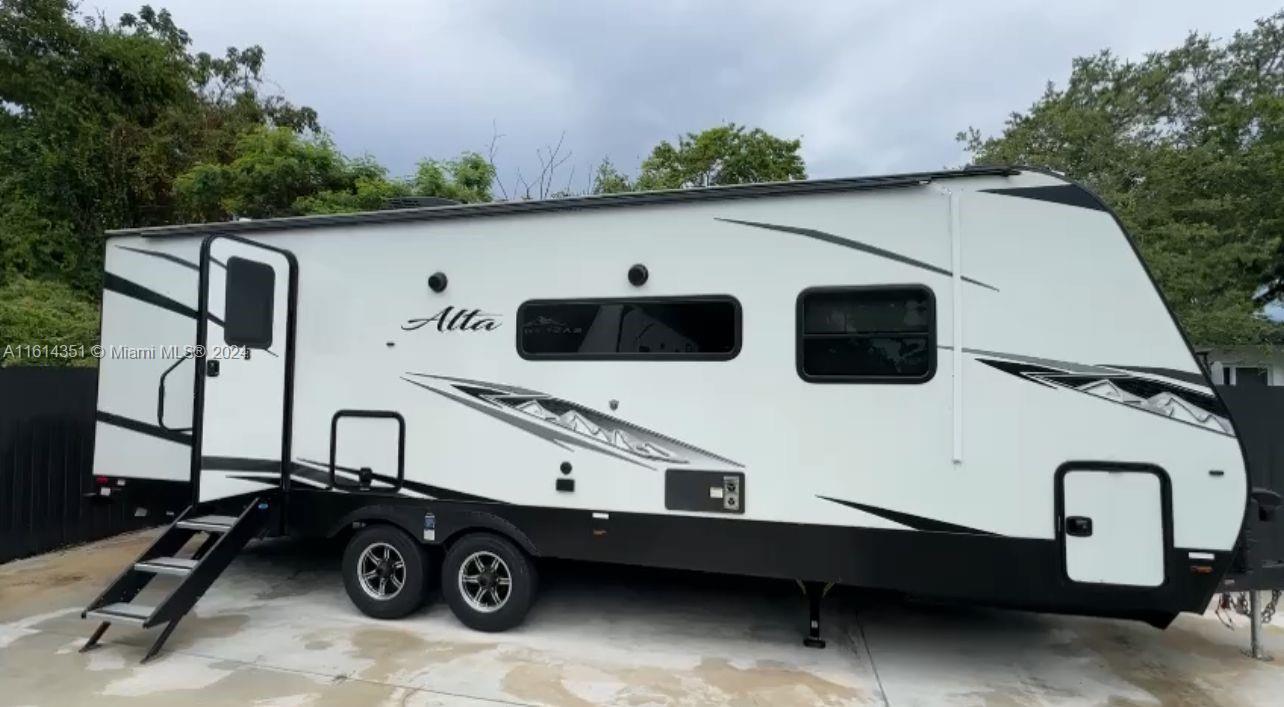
[80,166,1249,661]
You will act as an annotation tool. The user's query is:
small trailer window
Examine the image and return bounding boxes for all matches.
[223,256,275,349]
[797,286,934,382]
[518,296,740,360]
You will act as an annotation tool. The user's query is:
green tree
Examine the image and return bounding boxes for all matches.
[0,1,318,364]
[960,11,1284,345]
[174,127,352,220]
[0,0,317,294]
[635,123,806,190]
[590,157,633,194]
[176,133,497,218]
[295,159,412,215]
[410,152,495,204]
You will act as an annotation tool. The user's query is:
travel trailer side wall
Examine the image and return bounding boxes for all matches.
[82,167,1248,657]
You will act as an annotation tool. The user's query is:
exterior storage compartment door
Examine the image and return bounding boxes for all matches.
[1060,467,1167,587]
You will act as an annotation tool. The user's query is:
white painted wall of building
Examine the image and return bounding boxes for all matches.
[1203,347,1284,386]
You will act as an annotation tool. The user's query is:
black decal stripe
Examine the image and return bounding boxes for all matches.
[201,456,282,472]
[717,218,999,292]
[114,245,227,270]
[293,457,497,503]
[103,266,282,356]
[976,358,1060,388]
[980,185,1106,212]
[97,410,192,446]
[116,245,199,271]
[820,496,995,535]
[400,478,495,503]
[222,461,403,495]
[404,372,542,396]
[225,474,277,488]
[1103,365,1208,388]
[225,469,327,489]
[103,272,224,327]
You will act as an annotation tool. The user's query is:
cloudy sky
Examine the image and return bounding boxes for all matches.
[90,0,1282,191]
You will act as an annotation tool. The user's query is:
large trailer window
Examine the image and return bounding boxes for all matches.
[797,286,935,382]
[224,256,275,349]
[518,296,740,360]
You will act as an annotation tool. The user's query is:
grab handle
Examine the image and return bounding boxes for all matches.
[157,352,194,432]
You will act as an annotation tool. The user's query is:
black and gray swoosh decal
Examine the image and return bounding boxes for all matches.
[820,496,994,535]
[972,351,1231,435]
[404,374,742,470]
[716,218,999,292]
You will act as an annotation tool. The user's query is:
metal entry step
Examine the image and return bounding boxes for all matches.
[177,515,238,532]
[81,495,275,663]
[85,603,154,626]
[135,556,199,577]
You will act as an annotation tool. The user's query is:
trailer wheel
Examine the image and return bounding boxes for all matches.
[442,533,537,632]
[342,525,429,619]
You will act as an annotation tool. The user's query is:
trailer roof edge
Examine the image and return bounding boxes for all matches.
[105,165,1022,239]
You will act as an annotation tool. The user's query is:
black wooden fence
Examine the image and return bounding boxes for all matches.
[0,367,153,564]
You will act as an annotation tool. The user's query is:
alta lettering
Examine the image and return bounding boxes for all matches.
[403,306,501,332]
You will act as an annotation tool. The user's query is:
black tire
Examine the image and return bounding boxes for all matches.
[442,533,537,632]
[342,525,430,619]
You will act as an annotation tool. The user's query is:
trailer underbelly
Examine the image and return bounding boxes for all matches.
[284,487,1225,626]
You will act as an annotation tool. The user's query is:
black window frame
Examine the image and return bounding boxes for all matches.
[516,294,743,361]
[795,284,937,384]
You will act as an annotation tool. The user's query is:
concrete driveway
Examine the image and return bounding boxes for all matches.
[1,529,1282,706]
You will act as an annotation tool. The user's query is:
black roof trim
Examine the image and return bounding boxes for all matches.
[980,184,1106,212]
[106,166,1020,239]
[383,196,460,209]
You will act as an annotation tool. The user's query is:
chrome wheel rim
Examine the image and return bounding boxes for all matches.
[458,550,511,613]
[357,542,406,600]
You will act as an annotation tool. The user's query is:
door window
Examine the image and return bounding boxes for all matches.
[224,257,275,349]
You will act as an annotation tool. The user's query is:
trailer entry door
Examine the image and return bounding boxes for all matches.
[193,236,297,504]
[1060,468,1167,587]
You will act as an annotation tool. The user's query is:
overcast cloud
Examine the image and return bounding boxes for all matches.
[88,0,1283,190]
